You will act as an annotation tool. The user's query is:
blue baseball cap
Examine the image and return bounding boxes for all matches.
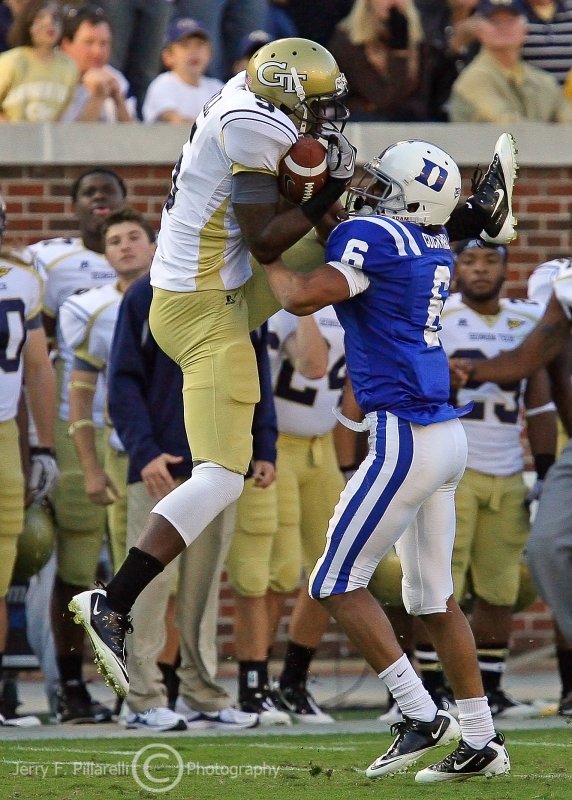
[238,30,272,60]
[478,0,523,16]
[164,17,210,47]
[454,238,509,263]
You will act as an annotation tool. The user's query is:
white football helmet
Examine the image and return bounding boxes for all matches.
[347,140,462,226]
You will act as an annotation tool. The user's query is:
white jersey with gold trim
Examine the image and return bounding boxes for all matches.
[59,282,121,372]
[551,258,572,319]
[150,72,299,294]
[0,254,43,422]
[30,237,116,425]
[527,258,572,309]
[440,293,544,475]
[59,282,124,451]
[267,306,346,437]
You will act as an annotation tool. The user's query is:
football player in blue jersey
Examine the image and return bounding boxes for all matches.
[260,139,511,783]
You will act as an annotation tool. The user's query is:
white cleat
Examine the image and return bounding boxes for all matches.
[472,132,518,244]
[415,732,511,783]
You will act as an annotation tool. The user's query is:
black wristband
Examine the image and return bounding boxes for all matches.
[301,176,349,224]
[30,446,56,458]
[533,453,555,480]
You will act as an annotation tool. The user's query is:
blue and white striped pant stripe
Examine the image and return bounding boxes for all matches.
[309,411,467,614]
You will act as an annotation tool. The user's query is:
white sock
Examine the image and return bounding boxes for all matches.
[152,462,244,546]
[379,654,437,722]
[456,697,496,749]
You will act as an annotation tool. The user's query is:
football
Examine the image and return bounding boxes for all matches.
[278,136,328,205]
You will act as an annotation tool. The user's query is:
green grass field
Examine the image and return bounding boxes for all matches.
[1,727,570,799]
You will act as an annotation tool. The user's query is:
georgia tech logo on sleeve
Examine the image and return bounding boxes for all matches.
[256,61,308,93]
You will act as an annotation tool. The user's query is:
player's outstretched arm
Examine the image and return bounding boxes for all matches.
[262,258,350,316]
[469,293,570,384]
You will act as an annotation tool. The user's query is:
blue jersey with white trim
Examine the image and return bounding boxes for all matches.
[327,215,461,424]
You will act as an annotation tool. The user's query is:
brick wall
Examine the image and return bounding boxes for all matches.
[2,164,571,277]
[2,162,569,659]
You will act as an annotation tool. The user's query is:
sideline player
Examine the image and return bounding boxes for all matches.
[413,239,556,718]
[30,168,125,723]
[259,140,511,782]
[59,208,155,560]
[451,257,572,710]
[0,196,57,724]
[227,295,344,723]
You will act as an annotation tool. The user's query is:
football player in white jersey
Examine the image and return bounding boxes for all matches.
[69,38,520,707]
[60,208,156,553]
[29,168,126,723]
[68,37,355,698]
[226,246,345,721]
[413,239,557,719]
[460,256,572,717]
[0,196,57,725]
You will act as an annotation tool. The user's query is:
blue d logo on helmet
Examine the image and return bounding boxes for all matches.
[415,160,448,192]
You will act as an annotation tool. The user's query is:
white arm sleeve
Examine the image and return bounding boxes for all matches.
[328,261,370,298]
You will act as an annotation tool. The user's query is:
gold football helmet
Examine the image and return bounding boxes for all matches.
[12,501,55,583]
[246,37,349,133]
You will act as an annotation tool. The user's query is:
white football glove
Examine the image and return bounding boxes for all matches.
[28,448,59,504]
[326,132,356,180]
[525,479,544,508]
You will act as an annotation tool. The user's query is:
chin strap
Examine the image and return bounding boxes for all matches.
[290,67,309,134]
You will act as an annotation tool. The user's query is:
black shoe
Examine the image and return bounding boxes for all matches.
[0,678,41,727]
[68,588,131,698]
[431,687,458,716]
[415,733,510,783]
[558,691,572,716]
[486,689,536,719]
[239,688,292,726]
[469,133,518,244]
[280,683,335,724]
[57,680,113,724]
[366,710,460,777]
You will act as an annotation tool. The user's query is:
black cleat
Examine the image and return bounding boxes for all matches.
[57,680,113,724]
[431,686,458,717]
[415,732,510,782]
[279,682,335,724]
[558,691,572,717]
[470,133,518,244]
[68,589,131,698]
[239,687,292,726]
[366,709,460,777]
[487,688,536,719]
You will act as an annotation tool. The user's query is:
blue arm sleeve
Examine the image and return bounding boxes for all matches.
[251,324,278,464]
[107,279,163,476]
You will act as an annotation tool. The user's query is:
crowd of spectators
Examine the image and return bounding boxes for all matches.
[0,0,570,123]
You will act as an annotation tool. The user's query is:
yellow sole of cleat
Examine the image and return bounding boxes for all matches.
[68,599,128,699]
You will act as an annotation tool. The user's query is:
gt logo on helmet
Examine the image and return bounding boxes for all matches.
[256,61,308,93]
